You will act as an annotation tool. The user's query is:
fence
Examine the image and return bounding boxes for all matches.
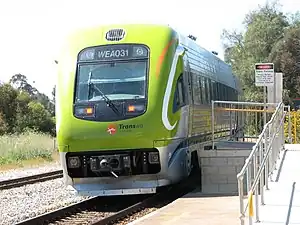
[236,102,290,225]
[286,110,300,144]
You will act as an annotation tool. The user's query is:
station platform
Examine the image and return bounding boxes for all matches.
[127,144,300,225]
[253,144,300,225]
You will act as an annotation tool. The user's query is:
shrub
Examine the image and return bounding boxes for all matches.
[0,130,56,165]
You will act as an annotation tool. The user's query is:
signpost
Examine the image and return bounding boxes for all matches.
[255,63,274,87]
[255,63,275,127]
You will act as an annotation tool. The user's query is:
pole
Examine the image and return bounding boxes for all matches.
[264,86,266,125]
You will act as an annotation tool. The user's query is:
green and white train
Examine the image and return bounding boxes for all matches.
[55,24,241,196]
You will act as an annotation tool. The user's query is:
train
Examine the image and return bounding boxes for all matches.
[55,24,242,196]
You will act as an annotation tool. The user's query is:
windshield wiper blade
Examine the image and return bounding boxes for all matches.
[87,72,120,116]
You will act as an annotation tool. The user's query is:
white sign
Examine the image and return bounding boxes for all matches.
[255,63,274,87]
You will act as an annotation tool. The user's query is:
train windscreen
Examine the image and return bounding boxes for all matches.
[75,44,149,103]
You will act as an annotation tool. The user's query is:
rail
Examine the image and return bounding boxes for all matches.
[236,102,290,225]
[211,100,279,148]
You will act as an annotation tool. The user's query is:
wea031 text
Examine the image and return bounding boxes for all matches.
[98,49,129,59]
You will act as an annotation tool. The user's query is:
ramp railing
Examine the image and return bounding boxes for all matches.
[236,102,291,225]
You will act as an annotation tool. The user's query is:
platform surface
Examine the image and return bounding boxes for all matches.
[127,190,242,225]
[252,144,300,225]
[127,144,300,225]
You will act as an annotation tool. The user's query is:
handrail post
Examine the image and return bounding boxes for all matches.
[259,141,265,205]
[238,176,245,225]
[211,100,215,149]
[288,105,292,144]
[264,125,269,190]
[254,151,260,222]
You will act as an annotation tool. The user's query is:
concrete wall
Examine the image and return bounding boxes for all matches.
[197,148,251,195]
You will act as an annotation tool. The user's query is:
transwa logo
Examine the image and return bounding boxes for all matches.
[106,123,143,135]
[107,124,117,135]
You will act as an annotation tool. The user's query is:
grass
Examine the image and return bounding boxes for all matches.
[0,130,58,168]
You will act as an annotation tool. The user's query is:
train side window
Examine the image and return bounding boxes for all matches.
[212,81,216,100]
[198,75,203,104]
[192,73,201,105]
[218,83,222,101]
[173,74,185,113]
[209,79,214,101]
[214,82,218,101]
[206,78,211,104]
[221,84,224,101]
[218,83,221,101]
[201,76,207,104]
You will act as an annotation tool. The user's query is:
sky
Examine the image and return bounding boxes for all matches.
[0,0,299,98]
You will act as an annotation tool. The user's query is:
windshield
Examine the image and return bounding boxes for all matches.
[75,61,147,102]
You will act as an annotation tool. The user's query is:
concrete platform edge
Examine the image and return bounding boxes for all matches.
[126,199,179,225]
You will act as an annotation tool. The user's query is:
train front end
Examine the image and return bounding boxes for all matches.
[56,24,188,196]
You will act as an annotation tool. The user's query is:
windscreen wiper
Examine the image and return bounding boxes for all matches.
[87,72,120,115]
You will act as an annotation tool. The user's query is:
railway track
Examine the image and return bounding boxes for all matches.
[16,173,199,225]
[0,170,63,190]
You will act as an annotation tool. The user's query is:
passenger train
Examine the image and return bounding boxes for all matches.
[55,24,241,196]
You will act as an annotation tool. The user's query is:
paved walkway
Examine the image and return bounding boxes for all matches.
[127,144,300,225]
[253,144,300,225]
[127,191,241,225]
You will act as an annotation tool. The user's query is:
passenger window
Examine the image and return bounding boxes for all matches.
[205,78,211,104]
[209,79,213,101]
[173,74,185,113]
[192,73,201,105]
[201,76,207,104]
[198,76,203,104]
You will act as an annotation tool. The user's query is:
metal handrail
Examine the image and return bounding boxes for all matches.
[236,102,289,225]
[211,100,279,148]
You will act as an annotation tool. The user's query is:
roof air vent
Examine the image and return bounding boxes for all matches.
[105,29,126,41]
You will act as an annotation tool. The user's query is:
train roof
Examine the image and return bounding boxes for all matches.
[177,31,239,90]
[62,23,240,91]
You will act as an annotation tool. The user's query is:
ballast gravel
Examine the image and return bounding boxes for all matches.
[0,161,62,181]
[0,162,89,225]
[0,178,89,225]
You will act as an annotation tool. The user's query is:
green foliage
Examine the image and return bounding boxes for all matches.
[284,110,300,143]
[0,74,56,136]
[221,0,300,103]
[0,130,55,165]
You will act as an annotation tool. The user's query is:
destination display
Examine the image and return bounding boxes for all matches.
[79,45,149,61]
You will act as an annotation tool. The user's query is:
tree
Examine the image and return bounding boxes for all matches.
[0,112,8,135]
[50,85,56,116]
[0,83,19,132]
[0,76,56,136]
[221,0,296,103]
[268,24,300,101]
[9,73,38,96]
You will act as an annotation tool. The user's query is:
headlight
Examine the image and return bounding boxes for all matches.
[68,156,81,168]
[74,105,95,117]
[126,104,145,113]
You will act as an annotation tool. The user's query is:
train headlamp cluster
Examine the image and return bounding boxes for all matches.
[74,106,95,117]
[126,104,145,114]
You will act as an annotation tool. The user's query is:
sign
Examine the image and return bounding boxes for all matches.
[79,45,149,62]
[106,123,143,135]
[255,63,274,87]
